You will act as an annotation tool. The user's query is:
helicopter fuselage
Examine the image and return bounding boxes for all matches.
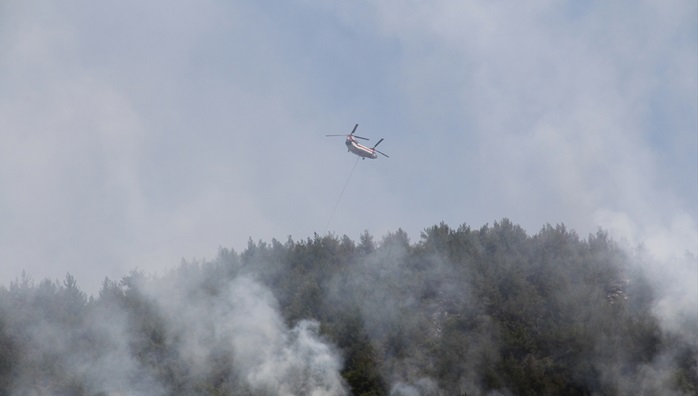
[326,124,388,159]
[346,138,378,159]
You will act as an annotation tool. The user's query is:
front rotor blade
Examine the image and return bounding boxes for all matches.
[326,133,369,140]
[376,150,389,158]
[372,138,384,149]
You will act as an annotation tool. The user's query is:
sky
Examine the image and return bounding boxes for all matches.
[1,0,696,295]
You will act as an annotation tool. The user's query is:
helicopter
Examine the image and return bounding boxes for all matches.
[326,124,389,159]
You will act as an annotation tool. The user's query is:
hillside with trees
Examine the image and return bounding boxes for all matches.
[0,220,695,395]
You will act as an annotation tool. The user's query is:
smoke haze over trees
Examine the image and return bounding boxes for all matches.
[0,220,696,395]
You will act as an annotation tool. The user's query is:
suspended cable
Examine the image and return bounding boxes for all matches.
[324,156,360,234]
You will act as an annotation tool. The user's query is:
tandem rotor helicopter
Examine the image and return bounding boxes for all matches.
[326,124,389,159]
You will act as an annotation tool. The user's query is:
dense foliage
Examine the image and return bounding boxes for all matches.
[0,220,695,395]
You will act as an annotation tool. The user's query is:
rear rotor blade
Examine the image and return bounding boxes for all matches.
[353,135,370,140]
[350,124,359,135]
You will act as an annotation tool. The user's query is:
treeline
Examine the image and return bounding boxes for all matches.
[0,219,695,395]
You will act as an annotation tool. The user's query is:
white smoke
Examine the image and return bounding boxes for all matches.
[6,271,348,395]
[390,378,440,396]
[6,281,168,395]
[78,305,167,396]
[148,273,348,395]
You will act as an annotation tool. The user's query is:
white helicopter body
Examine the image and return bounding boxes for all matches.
[327,124,389,160]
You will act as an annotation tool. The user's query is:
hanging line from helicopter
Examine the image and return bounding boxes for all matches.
[324,155,360,233]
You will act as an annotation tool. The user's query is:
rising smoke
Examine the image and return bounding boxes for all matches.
[2,270,347,395]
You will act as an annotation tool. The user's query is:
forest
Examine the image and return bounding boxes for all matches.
[0,219,695,395]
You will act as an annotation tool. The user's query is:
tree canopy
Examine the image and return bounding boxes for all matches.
[0,220,694,395]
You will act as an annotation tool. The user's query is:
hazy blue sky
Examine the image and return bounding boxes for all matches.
[1,1,696,294]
